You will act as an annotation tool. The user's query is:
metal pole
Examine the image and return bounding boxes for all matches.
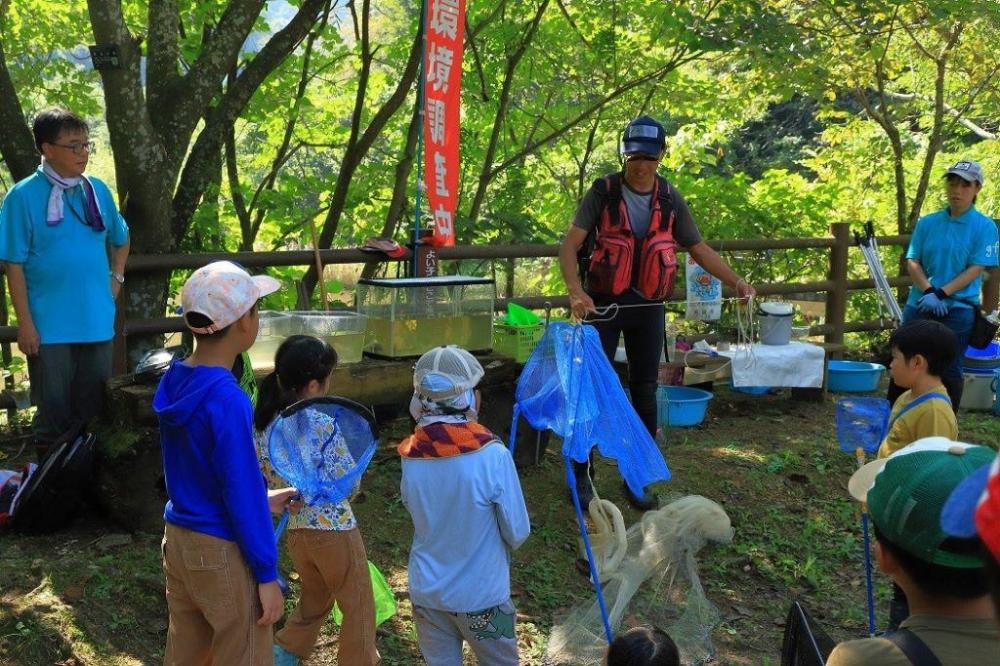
[412,0,429,277]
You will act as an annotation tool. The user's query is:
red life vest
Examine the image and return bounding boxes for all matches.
[585,173,678,301]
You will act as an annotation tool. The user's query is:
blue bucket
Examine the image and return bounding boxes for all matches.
[993,370,1000,416]
[656,386,713,427]
[827,361,886,393]
[729,376,770,395]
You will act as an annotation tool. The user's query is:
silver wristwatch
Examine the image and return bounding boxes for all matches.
[111,271,125,284]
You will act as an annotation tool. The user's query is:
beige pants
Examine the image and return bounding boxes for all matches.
[276,528,380,664]
[162,523,273,665]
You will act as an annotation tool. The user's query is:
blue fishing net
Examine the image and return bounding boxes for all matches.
[268,396,378,506]
[515,322,670,495]
[835,397,890,455]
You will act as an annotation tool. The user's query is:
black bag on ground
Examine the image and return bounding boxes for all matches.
[959,299,999,349]
[9,430,95,534]
[781,601,835,666]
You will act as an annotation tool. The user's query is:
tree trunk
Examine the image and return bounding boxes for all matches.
[466,0,550,225]
[0,31,38,183]
[360,96,423,281]
[300,18,424,296]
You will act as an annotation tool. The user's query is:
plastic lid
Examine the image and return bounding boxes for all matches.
[759,301,794,316]
[358,276,494,287]
[506,302,540,326]
[965,341,1000,360]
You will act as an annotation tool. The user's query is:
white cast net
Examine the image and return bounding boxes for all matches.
[546,495,735,665]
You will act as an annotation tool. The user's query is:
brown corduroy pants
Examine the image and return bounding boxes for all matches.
[162,523,273,665]
[276,527,380,664]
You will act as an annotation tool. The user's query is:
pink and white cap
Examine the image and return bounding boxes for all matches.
[181,261,280,334]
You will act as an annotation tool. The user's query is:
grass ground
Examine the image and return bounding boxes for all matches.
[1,387,998,665]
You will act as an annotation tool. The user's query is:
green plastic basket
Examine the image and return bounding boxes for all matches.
[494,322,544,362]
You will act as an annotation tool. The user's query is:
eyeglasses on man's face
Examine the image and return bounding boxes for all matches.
[49,140,96,155]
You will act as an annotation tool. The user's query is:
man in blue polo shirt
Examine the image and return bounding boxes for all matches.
[0,108,130,457]
[891,159,999,410]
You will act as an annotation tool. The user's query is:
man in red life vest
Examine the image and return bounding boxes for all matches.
[558,116,755,510]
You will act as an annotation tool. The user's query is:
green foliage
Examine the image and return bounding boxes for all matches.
[94,421,143,459]
[1,0,998,324]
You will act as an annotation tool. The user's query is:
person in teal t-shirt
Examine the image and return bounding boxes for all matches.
[0,109,130,457]
[888,159,999,411]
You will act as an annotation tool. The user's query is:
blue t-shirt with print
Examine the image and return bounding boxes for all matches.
[0,170,129,344]
[905,206,999,309]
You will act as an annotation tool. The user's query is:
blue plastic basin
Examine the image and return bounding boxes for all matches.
[827,360,886,393]
[656,386,713,427]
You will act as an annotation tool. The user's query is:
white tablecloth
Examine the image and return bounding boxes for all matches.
[716,342,825,388]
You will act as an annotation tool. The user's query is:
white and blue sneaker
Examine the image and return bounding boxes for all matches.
[273,644,299,666]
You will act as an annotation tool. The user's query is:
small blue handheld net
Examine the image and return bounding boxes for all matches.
[268,396,378,506]
[835,397,890,455]
[515,322,670,495]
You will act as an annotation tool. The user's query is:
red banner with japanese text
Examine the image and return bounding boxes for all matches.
[423,0,465,247]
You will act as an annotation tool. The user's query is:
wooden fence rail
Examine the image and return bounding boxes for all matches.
[0,223,913,391]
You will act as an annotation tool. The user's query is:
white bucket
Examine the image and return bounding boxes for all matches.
[961,372,994,411]
[758,302,794,346]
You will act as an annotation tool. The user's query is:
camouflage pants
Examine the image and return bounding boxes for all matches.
[413,599,518,666]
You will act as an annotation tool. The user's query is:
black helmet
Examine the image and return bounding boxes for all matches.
[134,345,186,382]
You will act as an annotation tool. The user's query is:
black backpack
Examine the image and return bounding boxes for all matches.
[576,172,676,286]
[9,430,96,534]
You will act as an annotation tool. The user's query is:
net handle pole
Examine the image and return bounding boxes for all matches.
[855,447,876,637]
[565,454,615,644]
[274,510,290,543]
[508,403,521,458]
[273,510,292,598]
[862,511,876,637]
[563,323,613,643]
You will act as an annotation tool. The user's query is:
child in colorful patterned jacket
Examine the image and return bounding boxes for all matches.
[254,335,379,666]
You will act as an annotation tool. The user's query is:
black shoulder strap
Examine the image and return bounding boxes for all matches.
[589,173,622,230]
[606,172,622,205]
[655,174,673,206]
[654,174,675,231]
[883,629,942,666]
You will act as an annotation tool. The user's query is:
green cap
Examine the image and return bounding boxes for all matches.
[849,437,995,569]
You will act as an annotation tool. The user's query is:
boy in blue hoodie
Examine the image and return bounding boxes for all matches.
[154,261,292,665]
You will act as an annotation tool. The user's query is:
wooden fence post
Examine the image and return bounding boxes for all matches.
[825,222,850,349]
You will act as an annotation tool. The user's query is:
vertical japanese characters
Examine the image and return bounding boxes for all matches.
[423,0,465,247]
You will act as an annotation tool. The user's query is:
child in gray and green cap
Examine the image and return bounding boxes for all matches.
[827,437,999,665]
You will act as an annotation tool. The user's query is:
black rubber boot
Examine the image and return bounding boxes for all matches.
[571,461,594,509]
[624,482,657,511]
[571,451,597,509]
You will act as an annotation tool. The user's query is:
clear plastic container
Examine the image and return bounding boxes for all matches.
[357,276,495,358]
[251,311,369,368]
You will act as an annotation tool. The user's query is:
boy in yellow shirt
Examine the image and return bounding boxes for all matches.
[876,319,960,629]
[878,320,959,460]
